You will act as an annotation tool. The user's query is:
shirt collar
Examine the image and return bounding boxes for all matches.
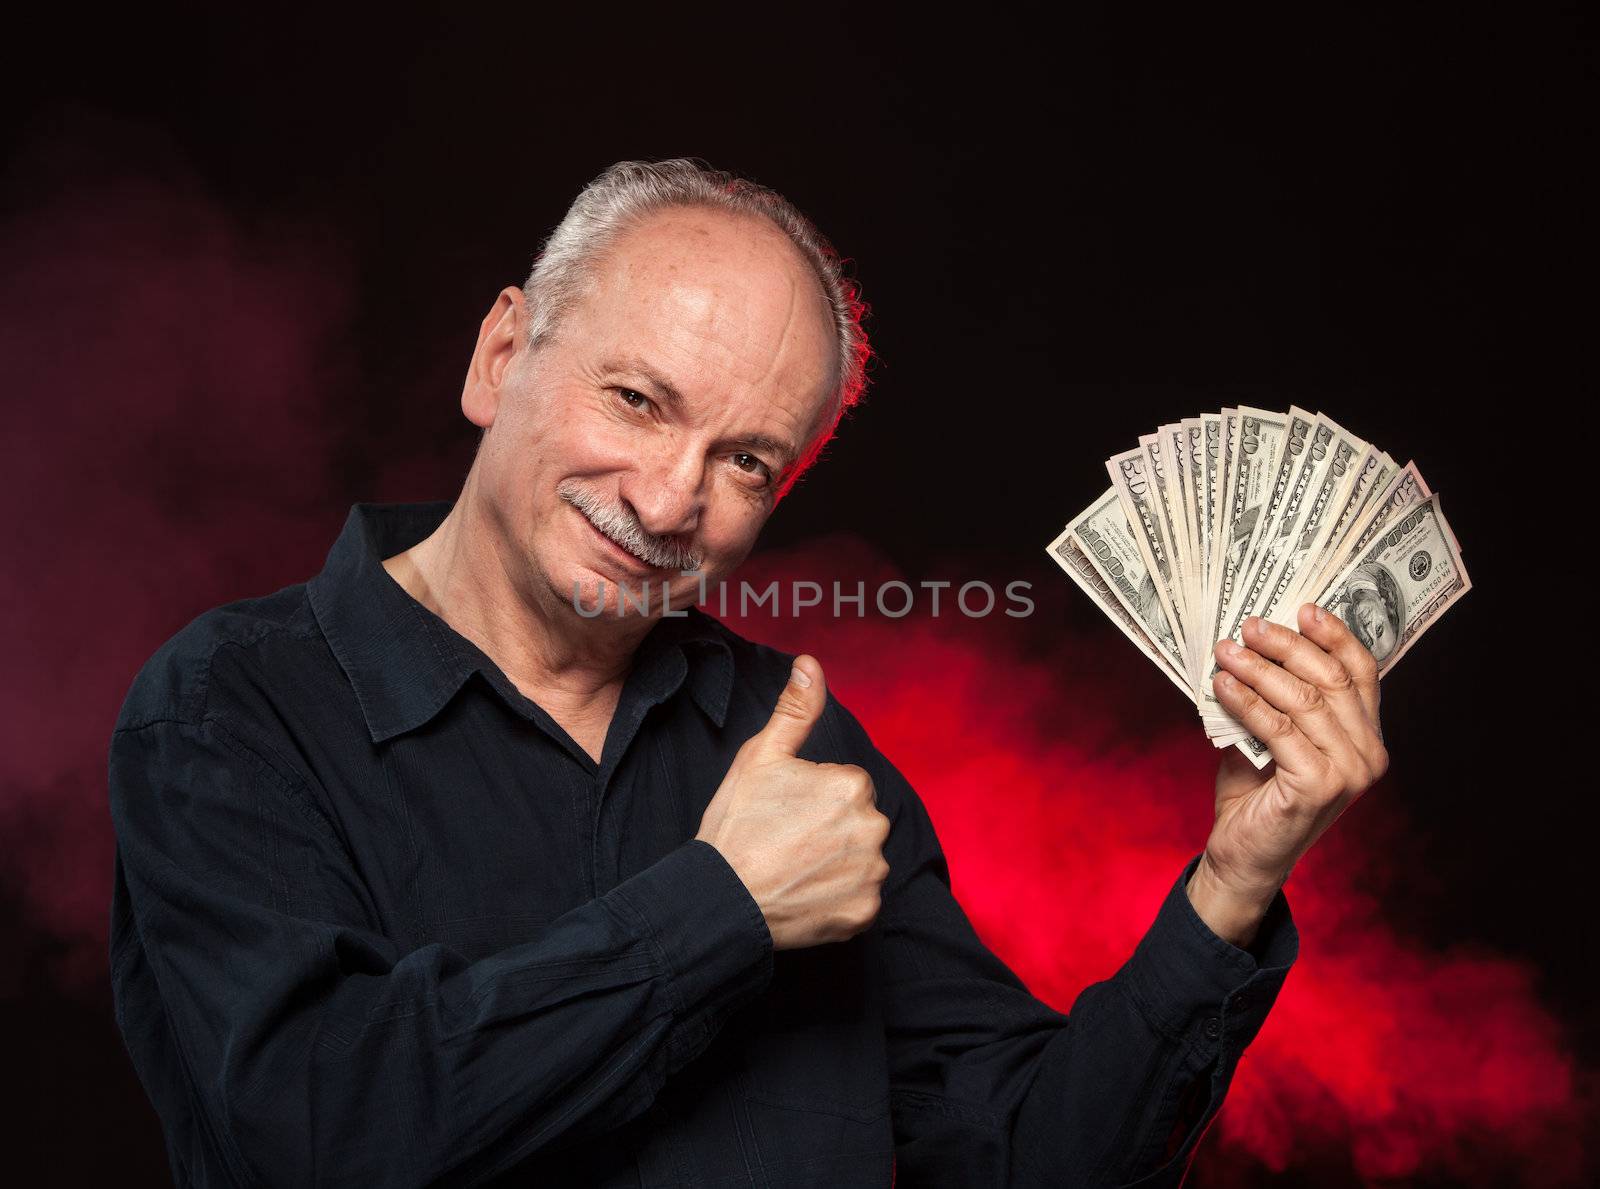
[307,501,733,744]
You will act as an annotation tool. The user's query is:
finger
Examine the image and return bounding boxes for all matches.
[1215,638,1369,779]
[1241,615,1382,756]
[1297,603,1382,725]
[751,655,827,758]
[1211,666,1326,780]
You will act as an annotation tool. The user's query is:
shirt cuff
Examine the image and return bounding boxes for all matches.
[606,839,776,1057]
[1117,852,1299,1056]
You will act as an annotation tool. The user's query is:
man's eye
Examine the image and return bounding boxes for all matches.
[615,388,651,411]
[732,453,771,482]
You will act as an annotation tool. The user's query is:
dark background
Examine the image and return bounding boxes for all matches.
[3,5,1590,1184]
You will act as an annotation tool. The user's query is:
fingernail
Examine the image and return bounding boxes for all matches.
[1216,672,1236,689]
[1219,639,1241,658]
[1312,606,1326,623]
[789,662,811,688]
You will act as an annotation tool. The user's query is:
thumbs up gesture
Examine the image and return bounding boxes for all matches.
[696,656,892,951]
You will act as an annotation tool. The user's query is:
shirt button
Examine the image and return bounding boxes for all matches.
[1203,1017,1221,1041]
[1231,992,1249,1012]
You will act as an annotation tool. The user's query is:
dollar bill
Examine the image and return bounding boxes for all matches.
[1293,448,1396,610]
[1165,424,1194,626]
[1227,407,1318,621]
[1140,430,1194,634]
[1108,447,1194,672]
[1201,406,1310,714]
[1198,414,1222,600]
[1179,419,1205,634]
[1281,460,1432,623]
[1237,418,1368,637]
[1050,408,1466,770]
[1046,523,1192,698]
[1064,488,1190,682]
[1312,494,1470,674]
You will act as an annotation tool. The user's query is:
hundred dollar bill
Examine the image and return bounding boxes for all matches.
[1180,418,1206,624]
[1199,406,1301,712]
[1281,460,1431,623]
[1205,408,1238,614]
[1200,407,1243,725]
[1224,407,1318,626]
[1209,408,1299,626]
[1206,411,1362,746]
[1205,417,1363,737]
[1165,423,1197,626]
[1224,417,1350,633]
[1312,494,1470,674]
[1046,524,1192,699]
[1064,488,1191,683]
[1345,464,1430,552]
[1225,490,1466,762]
[1108,447,1194,673]
[1166,423,1198,584]
[1140,431,1194,634]
[1206,410,1233,603]
[1296,448,1396,607]
[1249,421,1369,630]
[1054,502,1264,767]
[1198,414,1222,599]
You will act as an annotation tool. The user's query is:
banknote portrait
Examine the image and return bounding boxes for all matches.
[1223,506,1258,575]
[1328,564,1402,662]
[1135,571,1176,653]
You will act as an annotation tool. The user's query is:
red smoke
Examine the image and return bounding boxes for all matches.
[1,124,1589,1183]
[1,119,354,990]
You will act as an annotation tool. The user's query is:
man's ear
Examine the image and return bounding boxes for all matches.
[461,286,528,431]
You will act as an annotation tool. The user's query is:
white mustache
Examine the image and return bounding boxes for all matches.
[558,481,703,572]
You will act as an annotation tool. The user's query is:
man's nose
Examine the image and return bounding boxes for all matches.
[619,443,705,538]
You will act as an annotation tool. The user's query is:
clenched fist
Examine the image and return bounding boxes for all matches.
[696,655,892,951]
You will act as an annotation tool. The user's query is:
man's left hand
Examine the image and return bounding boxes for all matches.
[1188,603,1390,948]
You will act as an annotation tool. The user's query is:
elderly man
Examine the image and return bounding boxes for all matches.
[108,159,1387,1187]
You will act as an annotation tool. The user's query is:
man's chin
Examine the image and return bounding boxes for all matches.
[559,565,655,619]
[561,564,714,621]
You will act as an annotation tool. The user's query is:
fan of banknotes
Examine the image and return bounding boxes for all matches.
[1046,407,1470,768]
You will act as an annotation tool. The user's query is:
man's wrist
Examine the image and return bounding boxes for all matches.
[1185,854,1278,950]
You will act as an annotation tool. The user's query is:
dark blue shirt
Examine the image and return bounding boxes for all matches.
[107,500,1298,1188]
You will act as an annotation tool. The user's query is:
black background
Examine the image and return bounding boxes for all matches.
[4,4,1590,1183]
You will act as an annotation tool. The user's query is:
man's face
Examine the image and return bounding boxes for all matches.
[472,207,837,620]
[1351,595,1393,661]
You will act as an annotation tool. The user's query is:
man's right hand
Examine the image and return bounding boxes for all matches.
[695,655,891,951]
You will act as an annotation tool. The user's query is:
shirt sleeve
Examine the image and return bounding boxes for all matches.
[107,714,774,1189]
[824,696,1298,1188]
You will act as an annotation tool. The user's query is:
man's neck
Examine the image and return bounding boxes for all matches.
[380,483,655,717]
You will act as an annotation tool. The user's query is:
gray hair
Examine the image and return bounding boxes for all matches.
[520,158,872,497]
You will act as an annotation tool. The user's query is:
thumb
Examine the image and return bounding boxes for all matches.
[752,654,827,758]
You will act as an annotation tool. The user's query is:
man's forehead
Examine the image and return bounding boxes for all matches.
[596,209,822,329]
[575,209,836,435]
